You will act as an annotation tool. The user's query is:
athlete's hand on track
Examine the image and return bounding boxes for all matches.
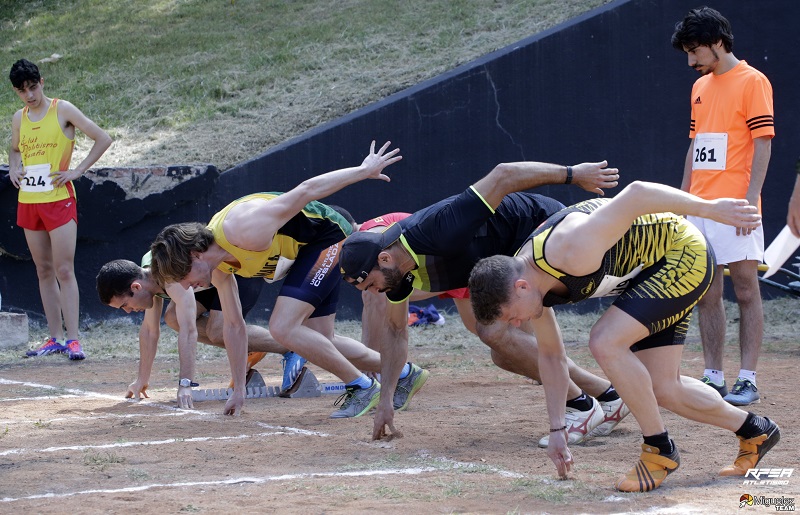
[571,160,620,196]
[125,380,149,400]
[223,390,244,416]
[359,141,402,182]
[372,402,403,441]
[177,386,194,410]
[546,430,573,479]
[707,198,761,235]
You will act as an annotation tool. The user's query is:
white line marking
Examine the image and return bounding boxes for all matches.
[0,431,291,457]
[0,378,123,401]
[255,422,332,437]
[0,394,83,402]
[0,411,205,426]
[0,377,187,413]
[0,467,443,503]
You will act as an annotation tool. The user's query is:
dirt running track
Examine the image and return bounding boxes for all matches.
[0,336,797,514]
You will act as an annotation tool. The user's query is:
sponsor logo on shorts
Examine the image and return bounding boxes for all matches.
[310,243,339,287]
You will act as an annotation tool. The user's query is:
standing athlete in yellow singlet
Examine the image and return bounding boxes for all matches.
[9,59,112,360]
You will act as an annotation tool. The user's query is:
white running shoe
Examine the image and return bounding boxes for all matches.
[538,396,604,448]
[588,397,631,437]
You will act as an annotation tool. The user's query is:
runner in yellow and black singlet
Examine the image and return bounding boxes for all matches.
[524,197,713,350]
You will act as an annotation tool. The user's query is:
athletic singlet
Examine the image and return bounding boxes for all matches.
[359,212,411,232]
[525,198,710,334]
[18,98,75,204]
[688,61,774,209]
[207,193,351,282]
[384,187,564,302]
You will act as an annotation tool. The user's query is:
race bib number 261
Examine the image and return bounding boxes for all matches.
[692,133,728,171]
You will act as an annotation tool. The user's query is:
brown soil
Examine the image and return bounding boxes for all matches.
[0,330,796,514]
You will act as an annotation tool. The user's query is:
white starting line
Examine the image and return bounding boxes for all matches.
[0,376,527,505]
[0,466,444,503]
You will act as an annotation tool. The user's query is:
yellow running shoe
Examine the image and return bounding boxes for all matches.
[719,419,780,476]
[615,443,680,492]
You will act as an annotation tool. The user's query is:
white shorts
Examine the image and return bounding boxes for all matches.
[686,215,764,265]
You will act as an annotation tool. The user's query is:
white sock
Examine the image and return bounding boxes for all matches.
[704,369,724,385]
[738,369,756,385]
[398,362,411,380]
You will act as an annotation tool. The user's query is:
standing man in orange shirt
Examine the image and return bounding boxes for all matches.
[9,59,112,359]
[672,7,774,405]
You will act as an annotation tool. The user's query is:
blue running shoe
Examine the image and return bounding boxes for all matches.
[723,378,760,406]
[25,337,66,357]
[280,351,307,393]
[66,339,86,360]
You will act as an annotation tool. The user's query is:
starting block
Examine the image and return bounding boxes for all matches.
[191,368,345,402]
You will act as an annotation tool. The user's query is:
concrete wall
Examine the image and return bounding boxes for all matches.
[1,0,797,323]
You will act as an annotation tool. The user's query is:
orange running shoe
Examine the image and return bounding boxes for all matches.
[719,419,780,476]
[228,351,268,388]
[615,443,680,492]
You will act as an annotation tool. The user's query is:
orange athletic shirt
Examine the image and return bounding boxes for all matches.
[688,61,774,209]
[18,98,75,204]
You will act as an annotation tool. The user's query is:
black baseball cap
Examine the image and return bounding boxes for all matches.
[340,223,403,283]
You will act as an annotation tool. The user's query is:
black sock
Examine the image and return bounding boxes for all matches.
[596,385,620,403]
[643,431,674,455]
[566,391,593,411]
[736,412,772,439]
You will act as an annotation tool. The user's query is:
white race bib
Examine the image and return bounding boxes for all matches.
[692,133,728,171]
[588,265,644,298]
[20,163,54,192]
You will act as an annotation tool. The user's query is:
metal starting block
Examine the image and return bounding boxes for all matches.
[191,368,345,402]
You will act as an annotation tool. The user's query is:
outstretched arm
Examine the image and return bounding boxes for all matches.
[126,297,164,400]
[531,307,573,478]
[473,160,619,209]
[231,141,401,249]
[371,296,409,441]
[212,270,248,416]
[559,181,760,269]
[165,283,199,410]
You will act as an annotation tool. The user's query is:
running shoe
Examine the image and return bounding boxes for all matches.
[25,337,66,357]
[723,378,760,406]
[65,339,85,360]
[330,380,381,418]
[538,396,604,447]
[228,351,269,389]
[700,376,728,397]
[393,362,430,411]
[615,443,681,492]
[719,418,781,476]
[588,397,631,437]
[279,351,308,395]
[247,351,267,371]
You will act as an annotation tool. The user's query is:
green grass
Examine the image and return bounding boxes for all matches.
[0,0,609,170]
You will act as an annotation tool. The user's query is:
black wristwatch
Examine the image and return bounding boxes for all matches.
[179,378,199,388]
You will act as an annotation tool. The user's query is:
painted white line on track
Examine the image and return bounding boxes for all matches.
[0,377,187,413]
[0,410,209,426]
[0,378,126,401]
[0,394,83,402]
[0,430,316,457]
[255,422,332,437]
[0,466,443,503]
